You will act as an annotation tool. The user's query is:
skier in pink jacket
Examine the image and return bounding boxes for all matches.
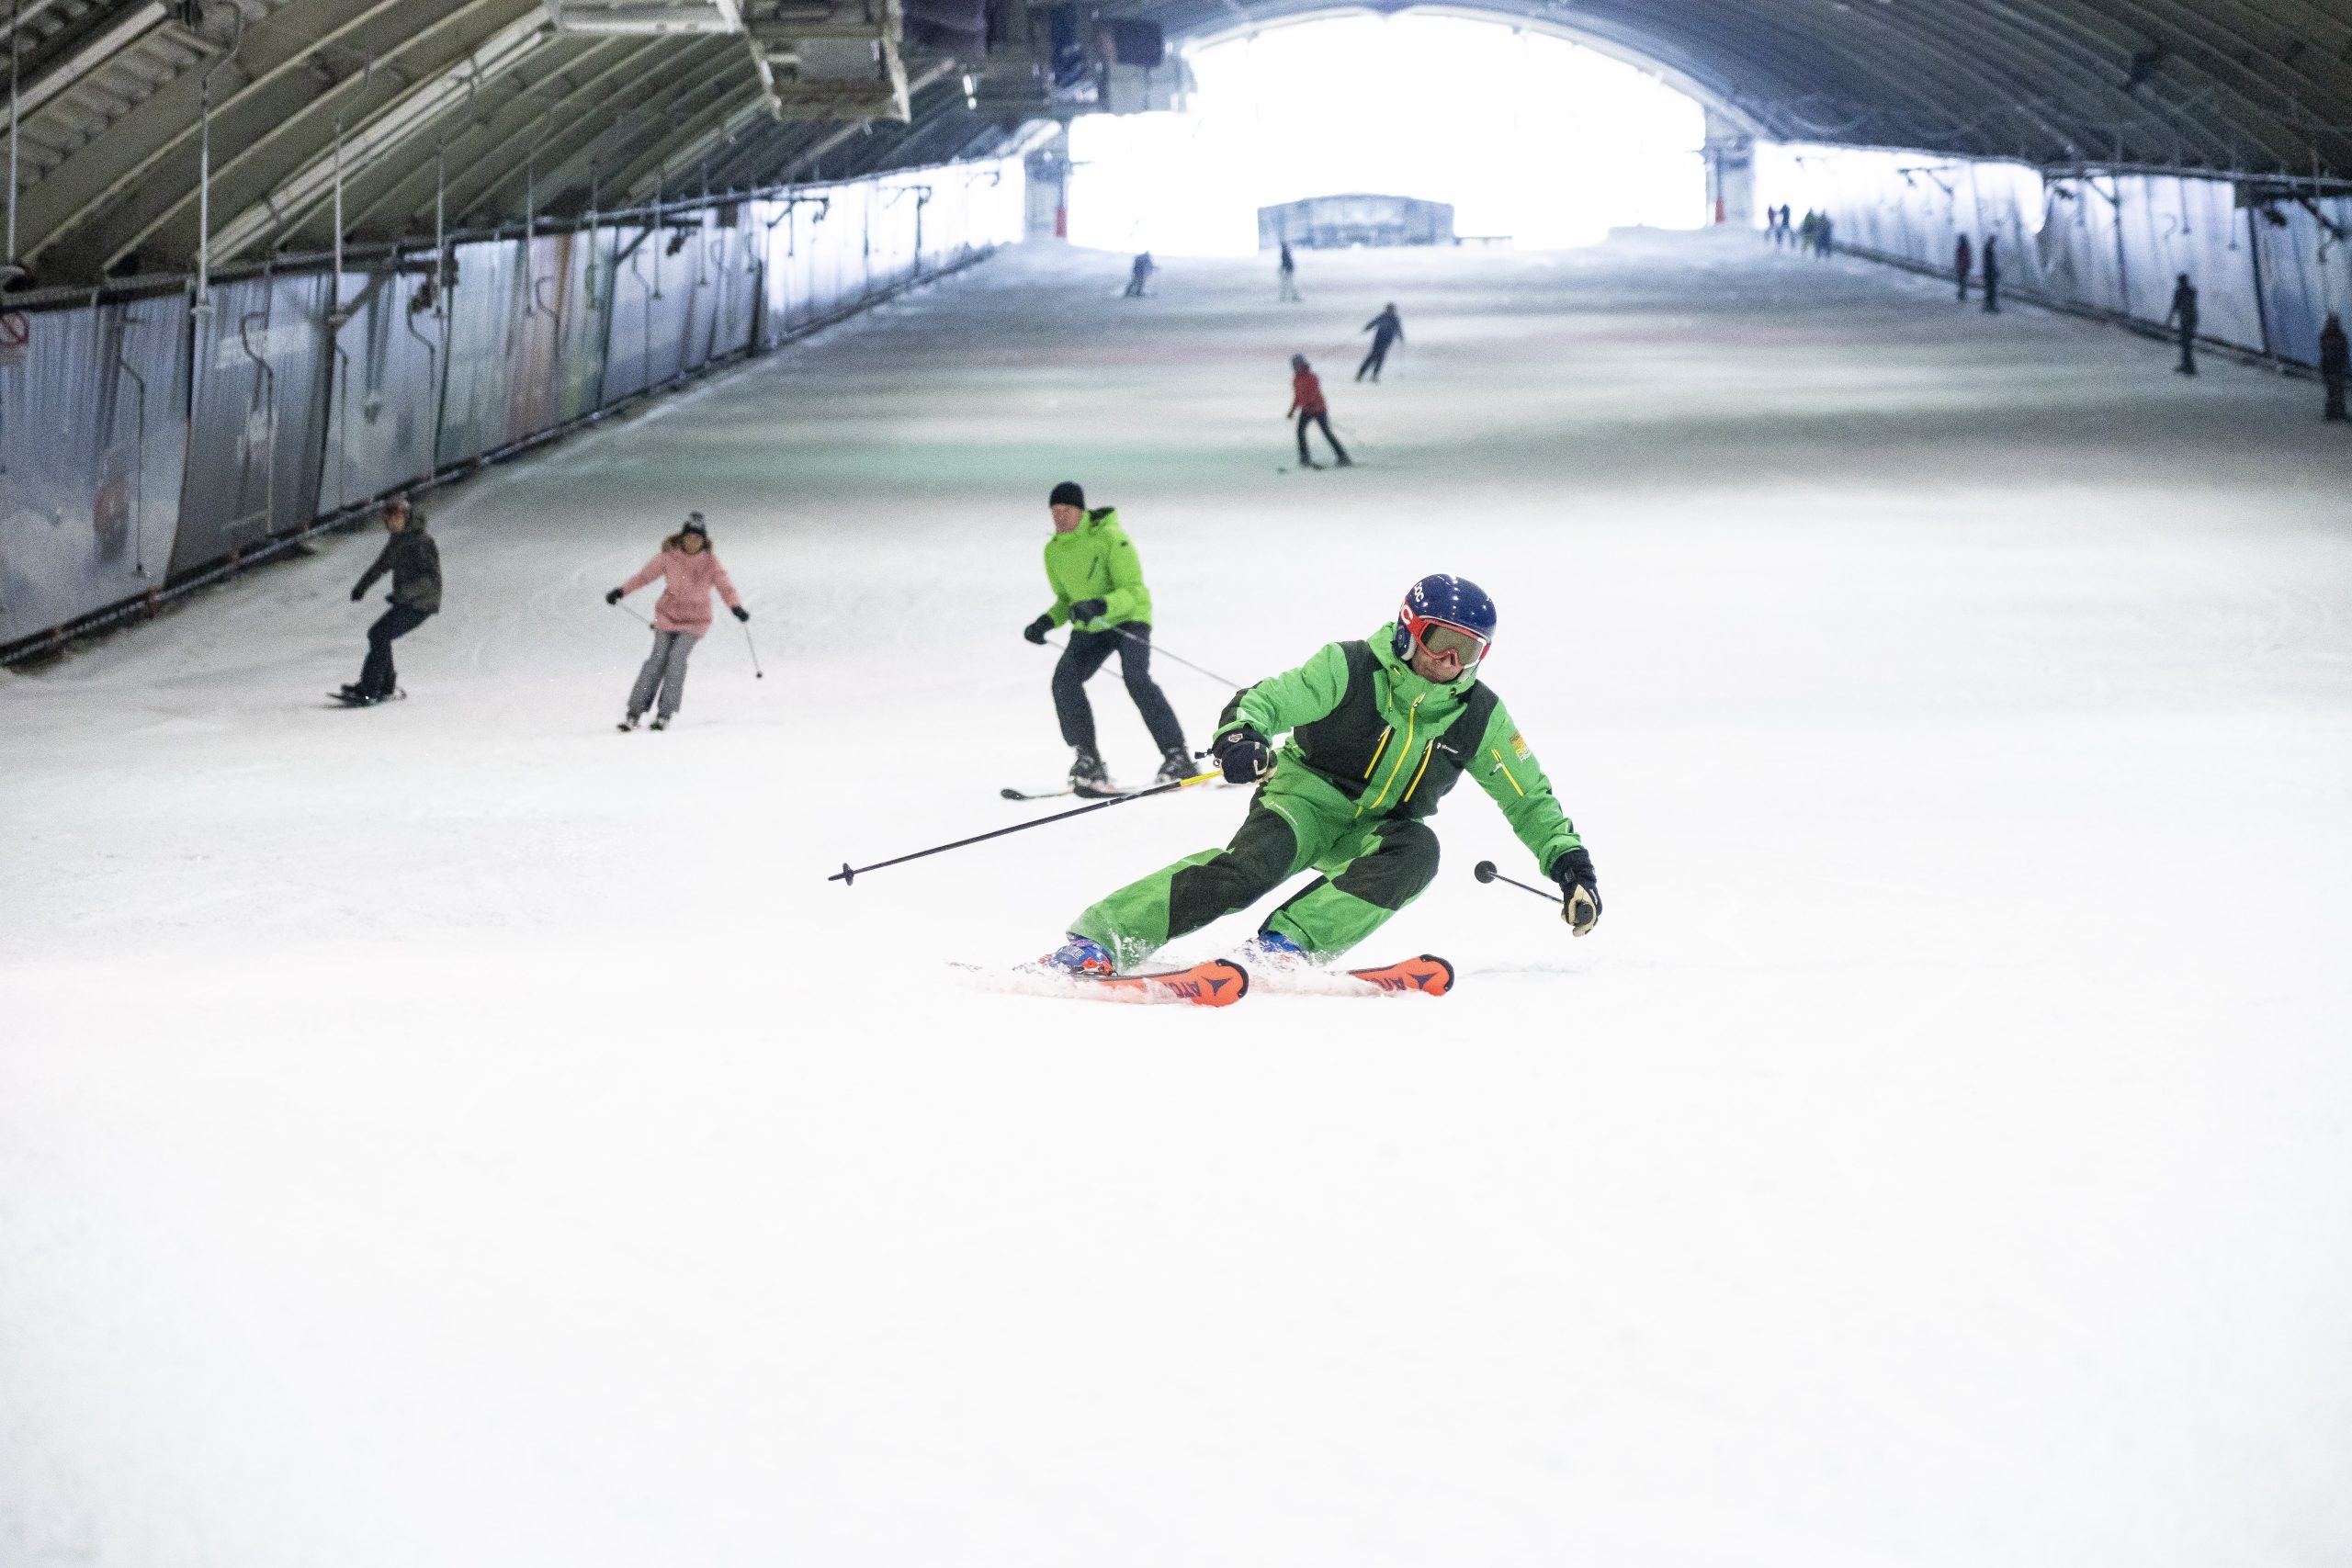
[605,513,747,730]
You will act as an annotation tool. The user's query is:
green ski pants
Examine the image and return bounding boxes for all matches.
[1069,773,1441,966]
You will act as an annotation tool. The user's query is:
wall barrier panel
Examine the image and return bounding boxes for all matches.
[1761,143,2346,366]
[0,298,192,644]
[323,265,444,510]
[3,152,1023,659]
[173,273,334,577]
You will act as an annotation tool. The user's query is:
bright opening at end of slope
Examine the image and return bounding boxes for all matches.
[1067,13,1707,255]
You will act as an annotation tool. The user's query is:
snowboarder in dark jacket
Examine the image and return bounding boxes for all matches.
[341,498,439,704]
[2323,315,2348,422]
[1357,304,1404,381]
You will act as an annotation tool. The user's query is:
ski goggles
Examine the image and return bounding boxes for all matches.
[1403,613,1490,667]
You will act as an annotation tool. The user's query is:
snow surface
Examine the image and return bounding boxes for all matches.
[6,231,2352,1567]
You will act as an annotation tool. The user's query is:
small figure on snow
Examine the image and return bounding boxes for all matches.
[1124,251,1155,299]
[1981,234,2001,313]
[2321,313,2348,422]
[1288,354,1351,469]
[1021,481,1191,794]
[605,513,746,730]
[338,497,438,705]
[2165,274,2199,376]
[1954,233,1973,302]
[1278,240,1301,302]
[1040,574,1600,977]
[1357,302,1405,382]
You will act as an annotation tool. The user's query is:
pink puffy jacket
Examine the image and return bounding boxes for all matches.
[620,547,741,634]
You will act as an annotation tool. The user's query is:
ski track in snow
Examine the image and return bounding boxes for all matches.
[6,232,2352,1568]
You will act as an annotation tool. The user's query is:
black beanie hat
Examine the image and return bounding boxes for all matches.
[1048,481,1085,510]
[681,512,707,536]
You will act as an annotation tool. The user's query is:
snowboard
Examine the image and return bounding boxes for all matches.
[953,958,1250,1008]
[325,688,405,707]
[1248,953,1453,998]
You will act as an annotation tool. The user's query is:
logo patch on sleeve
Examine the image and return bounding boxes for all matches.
[1509,733,1531,761]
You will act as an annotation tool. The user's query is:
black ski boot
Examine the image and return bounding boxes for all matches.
[1154,748,1194,785]
[1069,746,1114,797]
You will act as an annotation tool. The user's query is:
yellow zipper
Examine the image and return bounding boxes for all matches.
[1361,728,1392,779]
[1488,747,1525,796]
[1357,695,1421,818]
[1401,741,1435,802]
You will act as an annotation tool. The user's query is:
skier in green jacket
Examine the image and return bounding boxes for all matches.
[1023,481,1192,795]
[1042,575,1600,975]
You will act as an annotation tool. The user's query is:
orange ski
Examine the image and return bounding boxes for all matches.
[1342,954,1453,996]
[1090,958,1251,1007]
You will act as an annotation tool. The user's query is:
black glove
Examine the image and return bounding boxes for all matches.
[350,585,365,602]
[605,587,623,605]
[1069,598,1108,623]
[1210,726,1272,785]
[1023,614,1055,645]
[731,605,750,623]
[1552,848,1601,936]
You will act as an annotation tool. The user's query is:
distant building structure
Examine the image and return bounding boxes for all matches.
[1258,195,1456,250]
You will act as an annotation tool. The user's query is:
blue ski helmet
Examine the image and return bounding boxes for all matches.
[1394,574,1498,664]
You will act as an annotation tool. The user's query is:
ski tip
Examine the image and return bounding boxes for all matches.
[1411,954,1454,996]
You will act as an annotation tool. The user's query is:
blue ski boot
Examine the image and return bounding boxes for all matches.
[1040,935,1115,976]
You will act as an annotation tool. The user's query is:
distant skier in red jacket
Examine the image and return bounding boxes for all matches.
[1287,355,1351,469]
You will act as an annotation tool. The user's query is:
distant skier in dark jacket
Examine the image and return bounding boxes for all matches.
[1278,241,1301,301]
[1124,252,1154,299]
[340,498,438,705]
[1954,233,1973,301]
[2322,314,2348,421]
[1981,234,2001,313]
[1357,304,1404,382]
[2165,275,2199,375]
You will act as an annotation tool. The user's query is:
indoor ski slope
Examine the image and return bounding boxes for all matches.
[5,231,2350,1568]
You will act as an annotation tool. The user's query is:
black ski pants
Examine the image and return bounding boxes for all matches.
[1296,411,1349,465]
[2325,375,2346,421]
[1357,336,1395,380]
[357,604,432,698]
[1983,273,2000,312]
[1054,622,1185,756]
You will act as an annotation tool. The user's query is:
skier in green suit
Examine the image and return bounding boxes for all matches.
[1023,480,1192,795]
[1042,574,1600,975]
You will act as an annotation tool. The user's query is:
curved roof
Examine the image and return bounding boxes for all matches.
[7,0,2350,290]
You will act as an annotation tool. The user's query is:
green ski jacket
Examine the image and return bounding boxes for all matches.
[1039,507,1153,630]
[1216,625,1586,877]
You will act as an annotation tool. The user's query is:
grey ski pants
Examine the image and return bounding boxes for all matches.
[628,628,701,719]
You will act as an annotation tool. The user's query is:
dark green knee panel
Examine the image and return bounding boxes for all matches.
[1166,805,1302,941]
[1264,818,1441,958]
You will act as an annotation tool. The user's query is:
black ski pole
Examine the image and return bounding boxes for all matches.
[1473,859,1559,904]
[614,602,652,626]
[1109,625,1243,688]
[831,770,1223,885]
[1043,629,1244,690]
[741,620,764,679]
